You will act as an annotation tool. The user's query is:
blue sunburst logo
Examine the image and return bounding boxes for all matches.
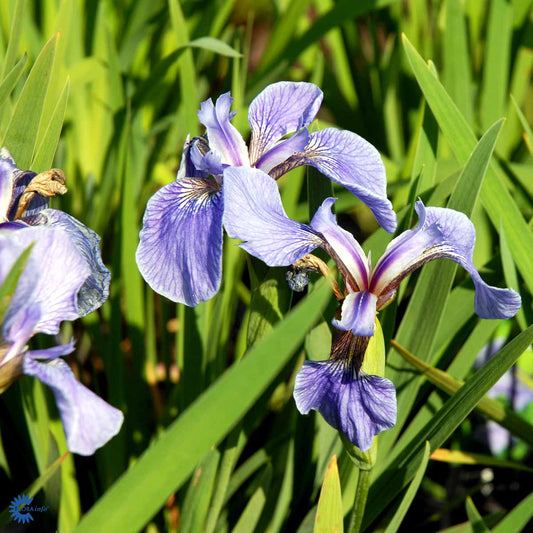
[9,494,34,524]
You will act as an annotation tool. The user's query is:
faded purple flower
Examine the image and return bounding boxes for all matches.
[0,149,122,455]
[221,166,522,450]
[136,81,396,306]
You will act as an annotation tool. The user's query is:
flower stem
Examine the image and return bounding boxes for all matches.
[348,468,372,533]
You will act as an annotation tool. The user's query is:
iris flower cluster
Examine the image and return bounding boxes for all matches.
[0,149,123,455]
[137,82,521,451]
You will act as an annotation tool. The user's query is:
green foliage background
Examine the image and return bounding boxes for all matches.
[0,0,532,531]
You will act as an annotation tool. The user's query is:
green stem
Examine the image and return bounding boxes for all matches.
[348,469,372,533]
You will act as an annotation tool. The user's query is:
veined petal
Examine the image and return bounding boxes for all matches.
[26,209,110,317]
[222,167,323,265]
[255,128,310,174]
[177,135,211,179]
[274,129,397,233]
[23,355,123,455]
[331,291,377,337]
[28,339,76,359]
[248,82,323,164]
[371,200,522,319]
[197,93,249,166]
[310,197,369,291]
[190,143,224,176]
[0,225,90,336]
[294,360,396,451]
[136,178,223,306]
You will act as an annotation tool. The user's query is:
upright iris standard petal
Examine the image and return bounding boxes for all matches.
[310,197,369,291]
[370,200,522,319]
[197,93,250,166]
[331,291,377,337]
[274,129,397,233]
[23,356,123,456]
[222,167,323,265]
[136,178,223,307]
[294,360,397,451]
[26,209,110,317]
[0,226,90,336]
[248,81,323,164]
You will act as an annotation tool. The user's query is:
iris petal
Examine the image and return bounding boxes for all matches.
[0,226,90,336]
[294,360,396,451]
[310,197,369,291]
[371,200,522,319]
[23,355,123,455]
[197,93,249,167]
[136,178,223,307]
[26,209,110,317]
[248,81,323,164]
[222,167,323,265]
[274,129,397,233]
[331,291,377,337]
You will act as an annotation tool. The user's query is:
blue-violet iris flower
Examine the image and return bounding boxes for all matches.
[0,148,122,455]
[136,81,397,306]
[221,166,522,451]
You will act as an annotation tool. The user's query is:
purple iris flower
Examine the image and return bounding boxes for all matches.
[136,81,397,306]
[221,166,522,451]
[0,149,122,455]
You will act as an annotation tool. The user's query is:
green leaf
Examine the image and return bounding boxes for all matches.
[2,34,58,167]
[246,263,292,348]
[479,0,513,131]
[75,282,331,533]
[510,95,533,154]
[0,0,25,81]
[384,442,430,533]
[364,325,533,529]
[430,449,533,474]
[443,0,474,123]
[32,78,69,172]
[187,37,241,57]
[314,454,344,533]
[492,492,533,533]
[0,54,27,108]
[180,450,220,533]
[465,496,490,533]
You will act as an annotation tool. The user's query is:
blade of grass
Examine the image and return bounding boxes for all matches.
[3,34,58,167]
[430,449,533,473]
[383,442,430,533]
[32,78,69,172]
[479,0,513,131]
[315,455,343,533]
[465,497,490,533]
